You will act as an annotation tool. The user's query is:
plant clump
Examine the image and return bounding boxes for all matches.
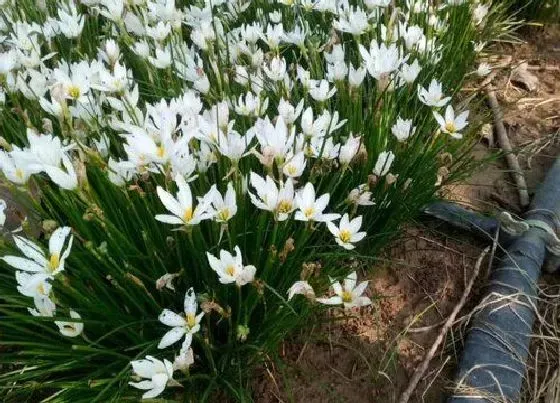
[0,0,507,400]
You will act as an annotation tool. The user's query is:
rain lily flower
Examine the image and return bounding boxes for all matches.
[283,152,306,178]
[476,62,491,77]
[206,182,237,223]
[359,40,403,79]
[373,151,395,176]
[334,7,370,36]
[309,80,336,102]
[129,355,175,400]
[206,246,256,286]
[2,227,73,278]
[473,4,489,25]
[155,174,211,226]
[156,272,181,291]
[29,295,57,317]
[391,117,415,141]
[173,348,194,372]
[294,183,340,223]
[249,173,296,221]
[15,271,52,298]
[327,214,367,250]
[399,59,421,84]
[348,65,366,88]
[347,184,375,206]
[158,288,204,352]
[277,98,304,124]
[287,280,315,301]
[55,310,84,337]
[418,79,451,107]
[338,134,361,165]
[433,105,469,139]
[316,271,372,309]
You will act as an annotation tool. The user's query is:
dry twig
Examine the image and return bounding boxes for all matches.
[398,247,490,403]
[487,90,530,207]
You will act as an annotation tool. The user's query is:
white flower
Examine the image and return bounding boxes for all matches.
[156,272,181,291]
[316,271,371,309]
[206,182,237,223]
[433,105,469,139]
[206,246,256,286]
[278,98,304,124]
[263,56,287,82]
[418,79,451,107]
[283,152,306,178]
[173,348,194,372]
[29,294,56,317]
[287,280,315,301]
[349,65,366,88]
[249,173,296,221]
[309,80,336,102]
[253,116,294,164]
[0,150,36,184]
[2,227,73,278]
[234,92,268,117]
[373,151,395,176]
[473,4,489,26]
[57,3,85,38]
[347,184,375,206]
[334,7,370,36]
[15,271,51,298]
[129,355,175,400]
[476,62,491,77]
[55,310,84,337]
[339,134,361,165]
[391,117,415,141]
[327,214,366,250]
[399,60,421,84]
[149,47,172,69]
[359,40,403,79]
[216,131,254,162]
[294,183,340,223]
[155,174,211,226]
[401,24,425,50]
[158,287,204,351]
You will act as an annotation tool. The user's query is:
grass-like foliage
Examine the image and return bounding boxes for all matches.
[0,0,511,400]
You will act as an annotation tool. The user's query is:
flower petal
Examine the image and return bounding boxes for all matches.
[157,327,185,349]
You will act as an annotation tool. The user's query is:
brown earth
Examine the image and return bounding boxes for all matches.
[254,24,560,403]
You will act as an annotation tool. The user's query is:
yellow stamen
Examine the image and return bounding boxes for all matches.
[183,207,193,222]
[445,122,456,133]
[342,290,353,303]
[304,207,314,218]
[15,168,24,180]
[49,253,60,272]
[286,165,297,176]
[186,313,196,328]
[37,283,45,295]
[225,265,236,276]
[156,145,165,158]
[339,230,351,243]
[68,85,80,99]
[277,200,293,214]
[217,208,230,221]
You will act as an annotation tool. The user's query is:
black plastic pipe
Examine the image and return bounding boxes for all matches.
[422,201,516,247]
[449,158,560,402]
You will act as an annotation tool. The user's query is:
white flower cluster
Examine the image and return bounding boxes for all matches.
[2,226,83,336]
[0,0,491,398]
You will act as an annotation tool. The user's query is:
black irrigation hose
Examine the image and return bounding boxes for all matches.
[438,158,560,402]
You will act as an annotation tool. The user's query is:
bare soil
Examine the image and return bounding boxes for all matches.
[254,24,560,403]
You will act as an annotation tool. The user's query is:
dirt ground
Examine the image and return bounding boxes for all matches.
[254,24,560,403]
